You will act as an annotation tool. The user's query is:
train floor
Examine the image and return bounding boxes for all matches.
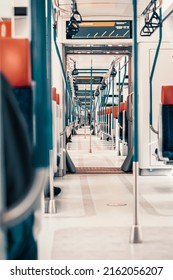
[38,127,173,260]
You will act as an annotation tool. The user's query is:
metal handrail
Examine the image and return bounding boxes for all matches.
[0,0,51,229]
[149,8,162,134]
[118,57,127,123]
[0,76,6,259]
[0,168,48,228]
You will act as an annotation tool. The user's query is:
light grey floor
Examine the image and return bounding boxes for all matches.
[38,129,173,260]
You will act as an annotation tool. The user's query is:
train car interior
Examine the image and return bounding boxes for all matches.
[1,0,173,261]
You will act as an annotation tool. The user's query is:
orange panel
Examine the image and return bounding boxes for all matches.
[0,21,12,38]
[52,87,56,101]
[161,86,173,105]
[0,38,31,87]
[114,106,118,118]
[120,102,125,112]
[106,108,109,115]
[56,94,60,105]
[80,22,115,27]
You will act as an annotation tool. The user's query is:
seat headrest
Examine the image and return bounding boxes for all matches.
[107,108,111,115]
[114,106,118,118]
[56,94,60,105]
[105,108,109,115]
[161,86,173,105]
[52,87,56,101]
[120,102,125,112]
[0,38,31,87]
[113,104,124,118]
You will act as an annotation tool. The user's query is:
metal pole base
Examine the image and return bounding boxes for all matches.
[112,137,114,150]
[130,225,142,243]
[89,149,92,153]
[117,150,121,156]
[48,199,56,214]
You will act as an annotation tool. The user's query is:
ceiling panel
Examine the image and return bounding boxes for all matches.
[58,0,149,17]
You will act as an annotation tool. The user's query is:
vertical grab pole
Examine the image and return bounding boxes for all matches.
[84,87,87,139]
[130,0,142,243]
[117,62,121,156]
[111,76,115,149]
[98,95,100,128]
[47,0,55,213]
[31,0,52,168]
[119,56,127,156]
[77,102,79,123]
[73,98,75,123]
[104,85,107,135]
[0,79,6,260]
[65,74,69,126]
[99,94,101,127]
[89,61,93,153]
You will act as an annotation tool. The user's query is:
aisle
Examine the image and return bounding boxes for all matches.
[38,128,173,260]
[68,127,125,168]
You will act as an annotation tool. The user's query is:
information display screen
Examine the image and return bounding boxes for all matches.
[66,21,132,39]
[76,76,103,84]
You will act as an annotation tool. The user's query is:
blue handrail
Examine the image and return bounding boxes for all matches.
[133,0,139,163]
[118,56,127,124]
[31,0,52,167]
[90,66,93,129]
[52,20,75,125]
[149,8,162,134]
[111,76,115,130]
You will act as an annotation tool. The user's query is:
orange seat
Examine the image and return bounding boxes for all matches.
[52,87,56,101]
[120,102,125,111]
[0,38,31,87]
[112,103,125,118]
[105,108,110,115]
[107,108,111,115]
[161,86,173,105]
[56,94,60,105]
[114,106,118,118]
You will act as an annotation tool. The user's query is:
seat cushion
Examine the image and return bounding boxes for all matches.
[162,105,173,159]
[163,151,173,160]
[13,87,33,140]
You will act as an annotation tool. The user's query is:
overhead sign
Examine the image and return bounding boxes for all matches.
[75,90,95,96]
[66,20,132,39]
[76,76,103,84]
